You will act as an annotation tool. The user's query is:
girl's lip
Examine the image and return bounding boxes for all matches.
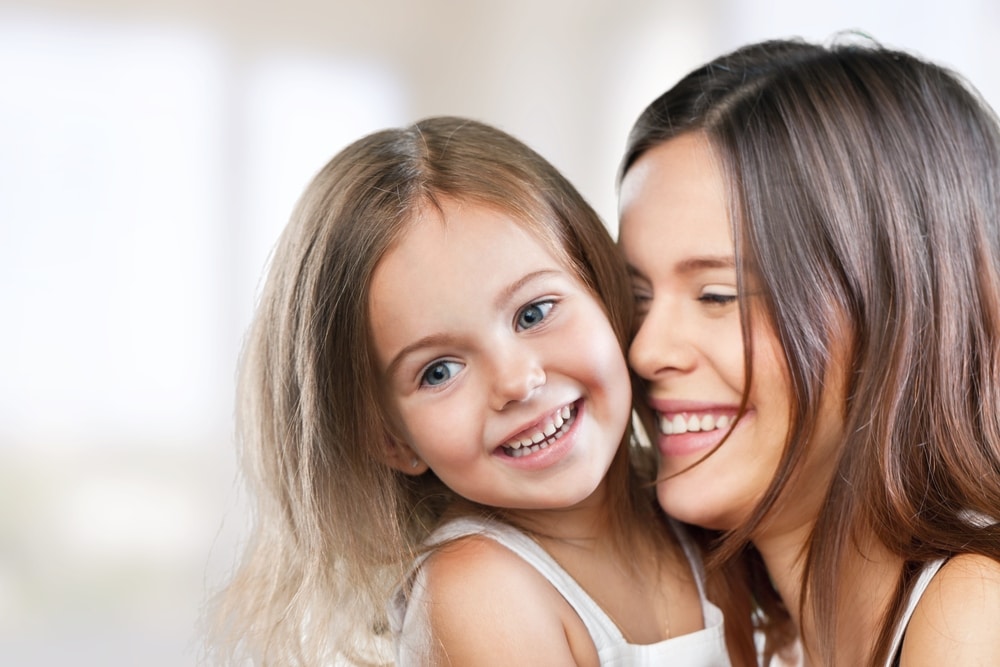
[493,400,583,469]
[496,399,579,448]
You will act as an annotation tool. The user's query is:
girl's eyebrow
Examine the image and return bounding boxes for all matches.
[494,269,560,309]
[384,332,459,380]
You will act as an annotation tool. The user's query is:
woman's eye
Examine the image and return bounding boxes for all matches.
[632,290,652,313]
[698,286,738,306]
[420,360,464,387]
[515,300,555,331]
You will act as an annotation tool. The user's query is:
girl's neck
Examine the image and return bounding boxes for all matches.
[443,477,624,543]
[504,479,620,543]
[755,521,904,665]
[521,493,697,645]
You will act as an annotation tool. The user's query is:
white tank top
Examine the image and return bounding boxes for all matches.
[389,515,731,666]
[883,558,946,667]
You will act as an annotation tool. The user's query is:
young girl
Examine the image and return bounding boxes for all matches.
[618,38,1000,666]
[210,116,732,665]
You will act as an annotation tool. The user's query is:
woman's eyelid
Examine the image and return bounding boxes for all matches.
[700,283,738,297]
[628,270,652,293]
[697,282,739,308]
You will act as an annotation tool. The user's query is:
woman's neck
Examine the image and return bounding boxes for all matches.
[755,521,904,665]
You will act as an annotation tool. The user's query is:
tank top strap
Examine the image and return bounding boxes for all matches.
[428,516,625,646]
[884,558,947,667]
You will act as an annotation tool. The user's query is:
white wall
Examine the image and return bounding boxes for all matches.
[1,1,996,664]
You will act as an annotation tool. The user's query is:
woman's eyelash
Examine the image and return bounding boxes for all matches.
[631,288,652,302]
[698,287,738,305]
[699,293,736,304]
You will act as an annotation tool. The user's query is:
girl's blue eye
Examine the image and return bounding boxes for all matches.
[516,300,554,331]
[421,360,464,387]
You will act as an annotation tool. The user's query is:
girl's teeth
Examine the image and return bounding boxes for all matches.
[504,405,575,455]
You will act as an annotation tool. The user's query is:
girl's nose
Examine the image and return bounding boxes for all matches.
[489,344,546,410]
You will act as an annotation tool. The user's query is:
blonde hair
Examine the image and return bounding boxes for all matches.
[209,117,645,665]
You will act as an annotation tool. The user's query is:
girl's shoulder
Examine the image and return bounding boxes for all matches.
[416,533,597,665]
[900,553,1000,664]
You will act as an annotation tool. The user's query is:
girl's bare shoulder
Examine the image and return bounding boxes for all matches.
[416,534,595,666]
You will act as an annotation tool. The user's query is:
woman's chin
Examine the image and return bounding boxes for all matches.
[656,481,741,531]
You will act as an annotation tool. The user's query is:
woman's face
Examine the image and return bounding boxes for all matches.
[618,132,841,532]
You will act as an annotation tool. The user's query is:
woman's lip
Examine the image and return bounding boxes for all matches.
[657,428,730,458]
[647,398,742,413]
[652,406,750,458]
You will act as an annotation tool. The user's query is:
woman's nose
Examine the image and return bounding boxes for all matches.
[628,302,695,380]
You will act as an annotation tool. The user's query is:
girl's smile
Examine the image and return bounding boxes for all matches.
[498,400,577,457]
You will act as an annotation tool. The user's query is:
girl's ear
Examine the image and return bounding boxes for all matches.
[383,436,429,476]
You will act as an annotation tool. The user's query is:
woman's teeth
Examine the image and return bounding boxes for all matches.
[503,405,575,458]
[660,413,732,435]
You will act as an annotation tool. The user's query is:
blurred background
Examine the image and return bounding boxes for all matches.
[1,0,997,665]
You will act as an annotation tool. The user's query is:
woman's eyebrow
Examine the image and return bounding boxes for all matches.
[674,255,736,274]
[626,255,735,279]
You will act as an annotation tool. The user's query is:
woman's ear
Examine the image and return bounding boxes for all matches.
[383,436,429,476]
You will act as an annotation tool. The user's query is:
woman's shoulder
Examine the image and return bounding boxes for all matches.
[414,533,597,665]
[899,553,1000,664]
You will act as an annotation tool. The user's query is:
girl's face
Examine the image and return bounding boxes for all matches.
[618,133,841,532]
[370,199,632,511]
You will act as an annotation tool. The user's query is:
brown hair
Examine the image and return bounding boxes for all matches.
[622,38,1000,666]
[209,116,649,665]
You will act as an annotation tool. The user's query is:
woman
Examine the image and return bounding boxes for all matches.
[617,38,1000,666]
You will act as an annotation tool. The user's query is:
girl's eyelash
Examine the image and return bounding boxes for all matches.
[419,359,464,388]
[515,299,556,331]
[413,297,558,389]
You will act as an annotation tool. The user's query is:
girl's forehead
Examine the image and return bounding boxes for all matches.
[403,196,572,260]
